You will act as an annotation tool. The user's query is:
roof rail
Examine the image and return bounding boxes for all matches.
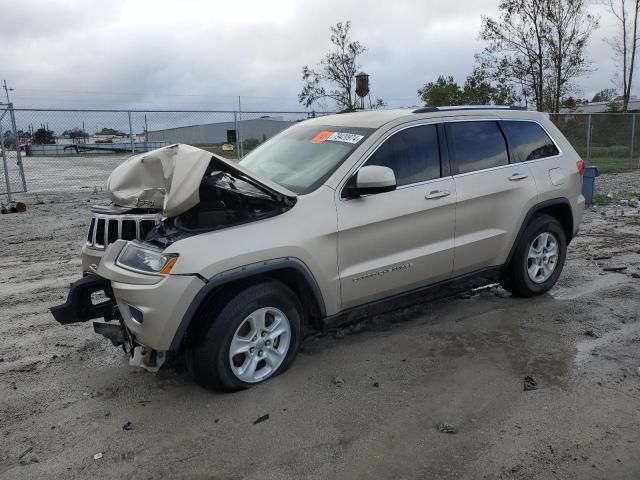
[412,105,527,114]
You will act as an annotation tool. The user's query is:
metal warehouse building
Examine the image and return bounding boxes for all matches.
[146,117,294,145]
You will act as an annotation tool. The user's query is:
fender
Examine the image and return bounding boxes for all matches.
[168,257,326,351]
[505,197,573,265]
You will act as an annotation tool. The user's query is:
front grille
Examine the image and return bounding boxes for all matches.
[86,212,162,250]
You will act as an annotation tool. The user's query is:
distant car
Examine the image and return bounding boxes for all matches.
[52,106,585,391]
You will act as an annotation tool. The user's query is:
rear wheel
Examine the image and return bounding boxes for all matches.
[501,214,567,297]
[186,281,302,392]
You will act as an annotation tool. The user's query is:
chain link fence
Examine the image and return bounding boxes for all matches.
[1,108,639,200]
[549,113,640,172]
[0,107,328,199]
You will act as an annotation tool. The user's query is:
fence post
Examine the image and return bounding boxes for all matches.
[8,103,26,192]
[631,114,636,161]
[128,111,135,154]
[234,111,240,161]
[0,116,12,204]
[586,113,592,163]
[238,96,243,158]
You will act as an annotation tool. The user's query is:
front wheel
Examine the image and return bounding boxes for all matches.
[186,281,303,392]
[501,214,567,297]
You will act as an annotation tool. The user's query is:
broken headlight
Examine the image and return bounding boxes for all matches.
[116,241,178,275]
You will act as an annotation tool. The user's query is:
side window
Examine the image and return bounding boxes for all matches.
[502,121,559,162]
[366,125,441,186]
[446,121,509,174]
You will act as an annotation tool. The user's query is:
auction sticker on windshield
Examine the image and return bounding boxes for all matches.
[327,132,364,144]
[310,130,364,145]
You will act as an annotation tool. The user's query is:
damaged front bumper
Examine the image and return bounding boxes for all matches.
[50,274,136,354]
[51,239,205,372]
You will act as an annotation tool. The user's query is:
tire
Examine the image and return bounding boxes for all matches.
[501,214,567,297]
[186,281,303,392]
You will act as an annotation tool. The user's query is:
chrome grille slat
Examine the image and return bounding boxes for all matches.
[85,212,161,251]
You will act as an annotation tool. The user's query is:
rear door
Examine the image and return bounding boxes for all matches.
[336,123,456,309]
[446,120,538,275]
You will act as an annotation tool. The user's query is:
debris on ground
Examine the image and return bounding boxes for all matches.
[332,376,345,387]
[437,422,457,434]
[253,414,270,425]
[602,266,628,272]
[122,421,133,431]
[524,375,538,391]
[93,452,103,460]
[585,330,600,338]
[18,447,39,465]
[593,255,612,261]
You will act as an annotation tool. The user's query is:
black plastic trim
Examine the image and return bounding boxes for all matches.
[50,274,116,324]
[168,258,327,351]
[504,197,573,265]
[413,106,526,114]
[322,266,503,330]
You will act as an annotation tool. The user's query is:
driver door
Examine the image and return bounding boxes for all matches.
[335,124,456,310]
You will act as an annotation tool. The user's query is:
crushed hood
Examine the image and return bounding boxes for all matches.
[106,144,296,217]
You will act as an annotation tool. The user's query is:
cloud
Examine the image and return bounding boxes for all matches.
[0,0,625,110]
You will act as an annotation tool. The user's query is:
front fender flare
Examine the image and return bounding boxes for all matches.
[168,257,326,351]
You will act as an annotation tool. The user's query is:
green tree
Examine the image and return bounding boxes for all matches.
[33,128,55,144]
[417,75,463,106]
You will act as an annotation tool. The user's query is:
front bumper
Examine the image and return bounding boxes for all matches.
[95,239,206,352]
[50,274,117,324]
[111,274,204,351]
[53,240,206,354]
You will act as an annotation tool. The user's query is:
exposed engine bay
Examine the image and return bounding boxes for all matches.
[147,163,294,247]
[86,144,296,250]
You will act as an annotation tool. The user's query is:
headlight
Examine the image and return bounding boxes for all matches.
[116,241,178,275]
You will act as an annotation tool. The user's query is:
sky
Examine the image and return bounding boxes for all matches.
[0,0,623,112]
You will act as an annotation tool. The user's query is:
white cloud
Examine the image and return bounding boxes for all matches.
[0,0,627,110]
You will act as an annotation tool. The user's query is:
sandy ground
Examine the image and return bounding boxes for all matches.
[1,178,640,479]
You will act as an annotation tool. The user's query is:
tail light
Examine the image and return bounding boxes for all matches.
[576,159,585,175]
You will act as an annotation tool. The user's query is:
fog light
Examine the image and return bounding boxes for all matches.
[127,305,144,325]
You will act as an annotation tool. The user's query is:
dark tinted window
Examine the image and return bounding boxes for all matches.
[366,125,440,186]
[446,121,509,174]
[502,121,559,162]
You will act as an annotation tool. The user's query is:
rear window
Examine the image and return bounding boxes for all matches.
[502,121,559,162]
[446,121,509,174]
[239,124,374,194]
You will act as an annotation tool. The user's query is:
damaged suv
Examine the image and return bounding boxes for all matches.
[51,107,585,391]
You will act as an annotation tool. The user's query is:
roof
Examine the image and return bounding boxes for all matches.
[304,106,544,129]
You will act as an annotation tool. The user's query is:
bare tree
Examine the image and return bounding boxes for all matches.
[298,21,366,111]
[479,0,549,111]
[604,0,640,111]
[545,0,598,113]
[479,0,597,112]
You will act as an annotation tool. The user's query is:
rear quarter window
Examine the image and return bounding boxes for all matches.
[502,121,559,162]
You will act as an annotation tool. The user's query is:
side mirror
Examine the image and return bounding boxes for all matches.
[345,165,396,198]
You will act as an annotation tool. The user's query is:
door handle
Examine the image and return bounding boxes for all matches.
[425,190,450,200]
[509,173,529,181]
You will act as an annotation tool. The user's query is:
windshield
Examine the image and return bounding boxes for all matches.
[238,123,374,194]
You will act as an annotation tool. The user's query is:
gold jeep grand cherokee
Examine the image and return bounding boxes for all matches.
[51,106,585,392]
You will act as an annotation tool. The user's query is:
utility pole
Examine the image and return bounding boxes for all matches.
[2,80,13,104]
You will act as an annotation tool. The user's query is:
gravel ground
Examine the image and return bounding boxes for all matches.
[1,174,640,479]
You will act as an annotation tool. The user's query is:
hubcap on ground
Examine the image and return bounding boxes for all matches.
[527,232,559,284]
[228,307,291,383]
